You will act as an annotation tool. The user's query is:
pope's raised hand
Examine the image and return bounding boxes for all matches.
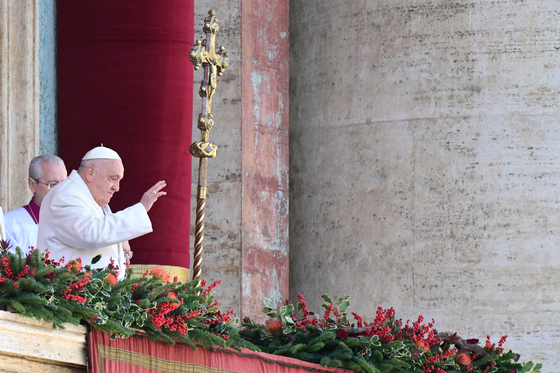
[141,181,167,212]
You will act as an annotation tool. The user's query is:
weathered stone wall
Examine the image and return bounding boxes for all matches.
[192,0,289,320]
[290,0,560,370]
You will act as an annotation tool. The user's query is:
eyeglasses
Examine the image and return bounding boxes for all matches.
[32,178,59,190]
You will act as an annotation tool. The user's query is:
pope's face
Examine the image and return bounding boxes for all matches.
[88,160,124,207]
[29,163,68,205]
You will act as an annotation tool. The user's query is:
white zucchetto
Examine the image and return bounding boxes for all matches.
[82,145,122,161]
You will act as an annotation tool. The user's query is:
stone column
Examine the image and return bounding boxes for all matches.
[0,0,40,211]
[241,0,290,319]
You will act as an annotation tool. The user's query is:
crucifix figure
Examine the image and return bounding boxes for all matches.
[189,10,229,280]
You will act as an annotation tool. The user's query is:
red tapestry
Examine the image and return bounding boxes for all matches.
[88,329,353,373]
[57,1,194,268]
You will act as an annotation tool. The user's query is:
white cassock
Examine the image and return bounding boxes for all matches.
[37,170,152,279]
[0,207,6,242]
[3,207,38,252]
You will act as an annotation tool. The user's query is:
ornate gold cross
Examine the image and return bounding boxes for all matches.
[189,10,229,280]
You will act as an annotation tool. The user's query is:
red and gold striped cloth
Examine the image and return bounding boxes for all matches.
[88,329,352,373]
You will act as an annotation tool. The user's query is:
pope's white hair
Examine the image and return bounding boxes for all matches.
[78,159,96,173]
[77,158,117,174]
[29,154,65,180]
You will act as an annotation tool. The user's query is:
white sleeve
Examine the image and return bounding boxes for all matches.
[49,193,152,250]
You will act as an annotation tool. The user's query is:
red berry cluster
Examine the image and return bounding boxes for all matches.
[44,250,64,266]
[363,306,397,343]
[294,294,324,329]
[148,298,197,336]
[210,332,230,340]
[351,311,364,328]
[1,256,30,281]
[421,350,455,372]
[149,300,182,330]
[107,258,119,277]
[61,277,91,304]
[200,280,222,295]
[202,309,234,326]
[483,335,508,355]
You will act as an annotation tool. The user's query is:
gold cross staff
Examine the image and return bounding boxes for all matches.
[189,10,229,280]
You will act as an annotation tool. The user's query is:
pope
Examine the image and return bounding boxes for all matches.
[37,145,166,279]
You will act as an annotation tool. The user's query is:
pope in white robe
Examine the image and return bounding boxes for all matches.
[37,146,166,280]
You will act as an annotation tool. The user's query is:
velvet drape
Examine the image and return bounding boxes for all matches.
[57,0,194,268]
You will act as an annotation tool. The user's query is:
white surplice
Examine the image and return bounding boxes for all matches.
[3,206,38,252]
[37,170,152,279]
[0,206,5,242]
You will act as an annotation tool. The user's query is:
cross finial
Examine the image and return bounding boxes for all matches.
[190,9,229,148]
[189,10,229,280]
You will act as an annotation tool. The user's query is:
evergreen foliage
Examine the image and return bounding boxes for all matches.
[0,245,257,352]
[0,242,545,372]
[239,294,543,373]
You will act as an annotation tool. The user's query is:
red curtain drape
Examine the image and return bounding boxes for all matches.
[88,329,353,373]
[57,1,194,268]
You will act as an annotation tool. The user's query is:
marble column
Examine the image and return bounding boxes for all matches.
[0,0,40,212]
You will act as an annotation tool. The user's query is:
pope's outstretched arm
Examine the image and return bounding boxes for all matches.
[49,193,152,250]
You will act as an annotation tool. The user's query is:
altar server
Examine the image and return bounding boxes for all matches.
[37,145,166,279]
[4,155,67,251]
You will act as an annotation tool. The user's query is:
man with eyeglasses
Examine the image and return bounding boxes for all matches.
[37,145,166,280]
[3,154,67,252]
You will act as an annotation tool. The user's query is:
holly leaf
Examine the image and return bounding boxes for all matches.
[336,295,350,312]
[519,362,534,373]
[263,298,276,309]
[338,299,350,314]
[282,315,295,324]
[280,304,293,317]
[262,307,278,317]
[124,314,134,327]
[91,254,102,265]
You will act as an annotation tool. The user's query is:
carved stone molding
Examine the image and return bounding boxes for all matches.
[0,0,40,212]
[0,310,87,372]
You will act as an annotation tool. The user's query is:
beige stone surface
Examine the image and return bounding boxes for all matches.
[290,0,560,371]
[0,1,40,212]
[0,355,85,373]
[0,311,87,368]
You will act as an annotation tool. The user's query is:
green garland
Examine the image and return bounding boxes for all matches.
[239,294,543,373]
[0,242,544,372]
[0,245,255,352]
